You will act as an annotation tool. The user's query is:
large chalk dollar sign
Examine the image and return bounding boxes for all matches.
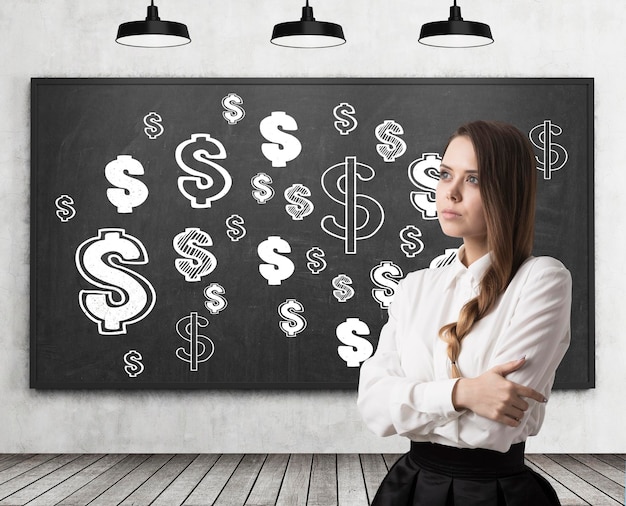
[278,299,307,337]
[529,120,568,180]
[173,227,217,282]
[176,133,232,208]
[176,312,215,371]
[333,102,358,135]
[258,236,295,286]
[336,318,373,367]
[260,112,302,168]
[105,155,149,214]
[284,183,314,220]
[321,156,385,254]
[408,153,441,220]
[370,261,404,309]
[375,120,407,162]
[75,228,156,335]
[222,93,245,125]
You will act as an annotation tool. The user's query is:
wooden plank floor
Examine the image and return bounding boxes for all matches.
[0,454,622,505]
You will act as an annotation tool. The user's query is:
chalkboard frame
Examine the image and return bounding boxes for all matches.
[30,77,594,390]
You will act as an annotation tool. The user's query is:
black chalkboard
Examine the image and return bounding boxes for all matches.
[30,78,594,389]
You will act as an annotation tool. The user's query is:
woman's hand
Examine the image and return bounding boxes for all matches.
[451,357,547,427]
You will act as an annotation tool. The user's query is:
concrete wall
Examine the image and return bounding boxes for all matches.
[1,0,622,453]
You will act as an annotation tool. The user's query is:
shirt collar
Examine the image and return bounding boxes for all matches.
[443,245,493,292]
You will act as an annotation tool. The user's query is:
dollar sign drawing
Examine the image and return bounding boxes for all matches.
[204,283,228,314]
[321,156,385,255]
[173,227,217,282]
[124,350,145,377]
[332,274,355,303]
[259,111,302,168]
[284,183,314,221]
[75,228,156,335]
[55,194,76,222]
[257,236,295,286]
[370,261,404,309]
[251,172,275,204]
[226,214,246,242]
[529,120,569,180]
[306,247,327,275]
[430,248,459,269]
[375,120,407,162]
[176,133,232,208]
[278,299,307,338]
[399,225,424,258]
[105,155,149,214]
[408,153,441,220]
[143,112,164,139]
[333,102,358,135]
[176,312,215,371]
[222,93,246,124]
[336,317,373,367]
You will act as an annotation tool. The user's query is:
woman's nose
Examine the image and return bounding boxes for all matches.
[447,188,460,201]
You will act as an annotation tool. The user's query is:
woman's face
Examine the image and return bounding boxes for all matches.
[436,135,488,258]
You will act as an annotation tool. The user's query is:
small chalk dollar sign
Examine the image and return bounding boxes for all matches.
[222,93,246,125]
[173,227,217,282]
[375,120,407,163]
[278,299,307,338]
[370,261,404,309]
[284,183,314,221]
[257,236,295,286]
[399,225,424,258]
[55,194,76,222]
[143,112,164,139]
[251,172,275,204]
[336,318,373,367]
[333,102,358,135]
[226,214,246,242]
[124,350,145,377]
[260,111,302,168]
[176,312,215,371]
[204,283,228,314]
[306,247,327,275]
[332,274,355,303]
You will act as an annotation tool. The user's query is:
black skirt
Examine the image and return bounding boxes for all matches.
[371,442,560,506]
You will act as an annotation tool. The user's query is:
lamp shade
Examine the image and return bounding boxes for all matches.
[116,1,190,48]
[419,2,493,48]
[271,2,345,48]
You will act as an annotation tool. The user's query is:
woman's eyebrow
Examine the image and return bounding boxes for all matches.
[440,163,478,174]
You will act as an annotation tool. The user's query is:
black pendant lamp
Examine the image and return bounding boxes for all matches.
[116,1,191,48]
[271,1,345,48]
[419,1,493,48]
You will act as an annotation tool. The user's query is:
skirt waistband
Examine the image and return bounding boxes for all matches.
[409,441,526,479]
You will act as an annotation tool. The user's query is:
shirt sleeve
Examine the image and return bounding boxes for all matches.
[456,257,572,451]
[357,278,464,438]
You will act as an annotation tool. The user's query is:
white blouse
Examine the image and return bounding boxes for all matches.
[357,247,572,453]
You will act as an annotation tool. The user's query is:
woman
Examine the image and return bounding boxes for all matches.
[357,120,571,505]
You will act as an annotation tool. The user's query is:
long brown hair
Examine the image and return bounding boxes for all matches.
[438,121,537,378]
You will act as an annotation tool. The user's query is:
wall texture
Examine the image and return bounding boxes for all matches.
[1,0,622,453]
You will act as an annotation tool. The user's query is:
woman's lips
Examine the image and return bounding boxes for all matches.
[440,209,461,219]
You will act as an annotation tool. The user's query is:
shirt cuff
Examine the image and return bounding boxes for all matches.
[419,377,462,418]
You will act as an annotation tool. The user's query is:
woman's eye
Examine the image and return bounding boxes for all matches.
[467,175,479,184]
[439,170,450,180]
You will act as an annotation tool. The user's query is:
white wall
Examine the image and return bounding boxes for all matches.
[1,0,623,453]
